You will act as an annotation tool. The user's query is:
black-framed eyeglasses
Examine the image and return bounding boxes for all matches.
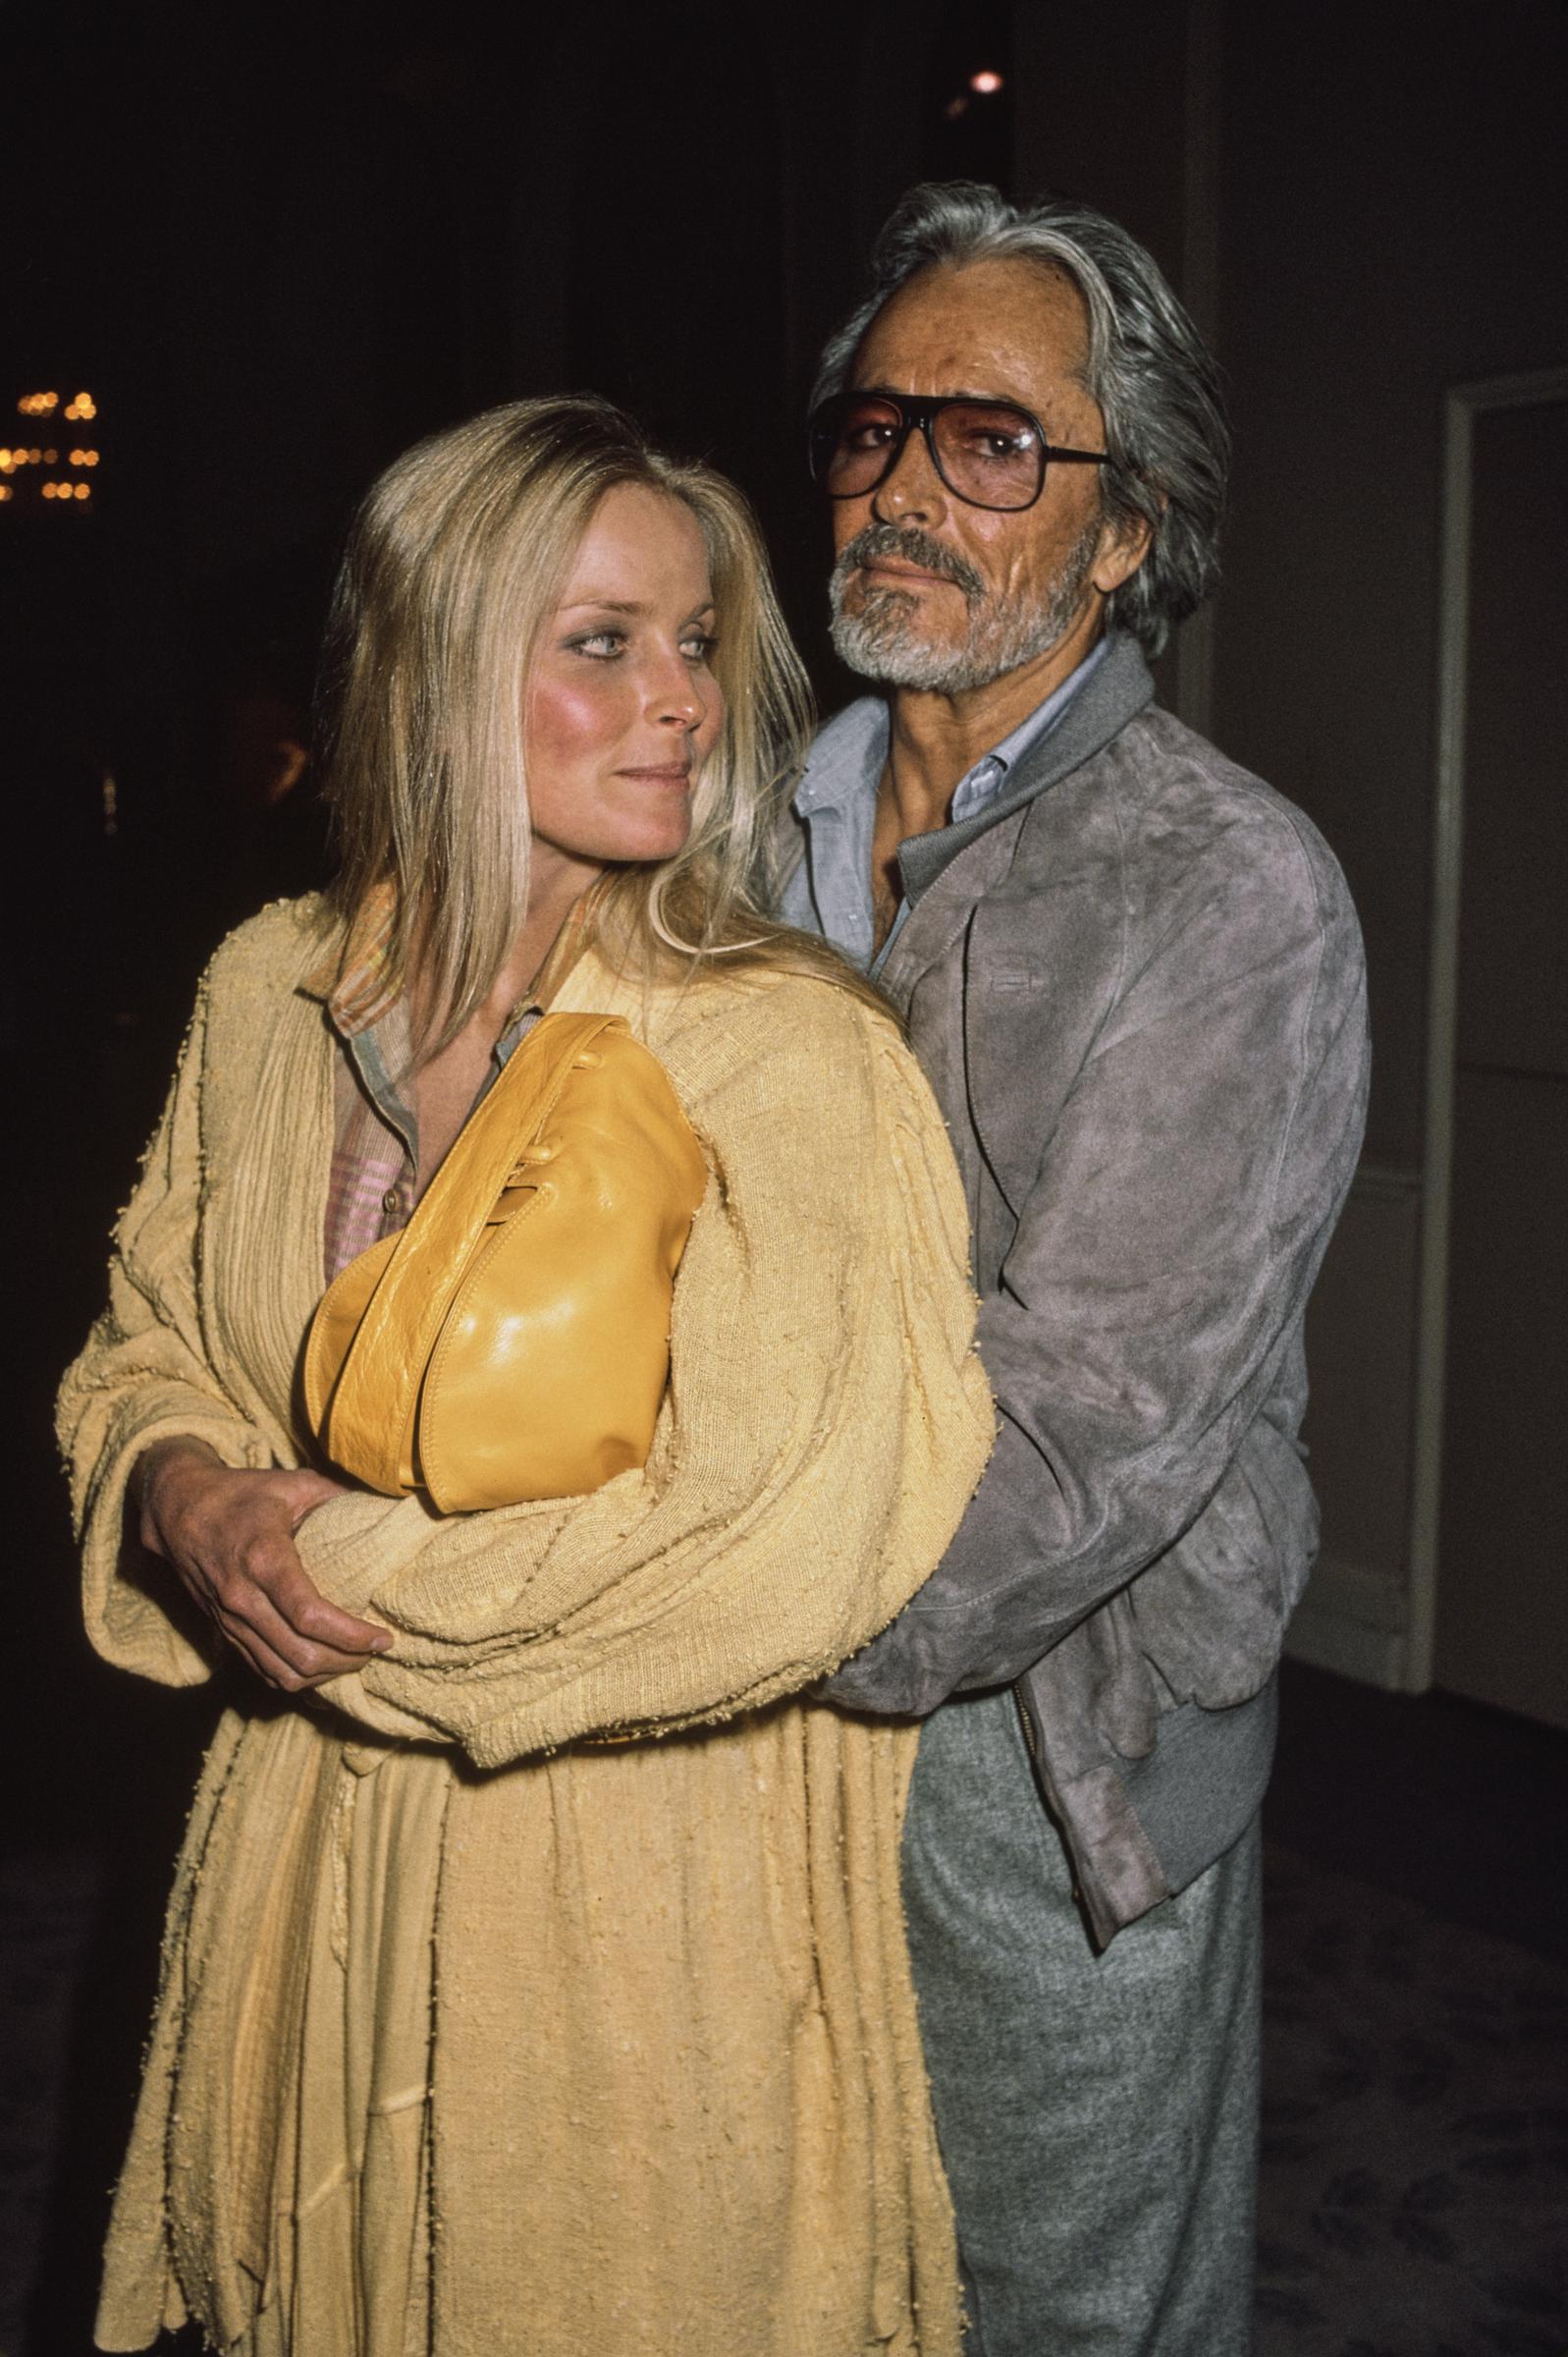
[807,390,1107,514]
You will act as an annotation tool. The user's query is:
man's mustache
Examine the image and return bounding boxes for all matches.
[833,523,985,604]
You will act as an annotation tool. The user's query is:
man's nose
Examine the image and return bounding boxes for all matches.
[871,424,949,528]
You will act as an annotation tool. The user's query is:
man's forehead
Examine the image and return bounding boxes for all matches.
[852,258,1091,401]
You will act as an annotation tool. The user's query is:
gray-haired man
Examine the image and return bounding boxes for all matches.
[782,186,1370,2353]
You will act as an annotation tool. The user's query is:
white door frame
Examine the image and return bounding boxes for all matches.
[1406,365,1568,1690]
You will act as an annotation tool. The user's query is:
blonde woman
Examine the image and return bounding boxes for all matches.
[58,398,994,2357]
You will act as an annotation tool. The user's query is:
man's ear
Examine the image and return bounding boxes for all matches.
[1092,497,1161,595]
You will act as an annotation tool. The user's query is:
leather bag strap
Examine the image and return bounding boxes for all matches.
[323,1010,627,1493]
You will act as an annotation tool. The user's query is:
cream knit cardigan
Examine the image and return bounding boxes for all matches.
[58,900,997,2357]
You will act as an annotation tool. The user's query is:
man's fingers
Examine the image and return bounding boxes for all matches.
[215,1583,380,1685]
[171,1566,326,1691]
[262,1552,392,1657]
[221,1617,326,1694]
[285,1470,351,1527]
[144,1455,391,1693]
[182,1532,392,1678]
[228,1525,390,1656]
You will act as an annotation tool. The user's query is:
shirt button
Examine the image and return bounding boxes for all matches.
[382,1186,401,1213]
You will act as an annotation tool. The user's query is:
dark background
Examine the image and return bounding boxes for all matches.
[2,4,1566,2344]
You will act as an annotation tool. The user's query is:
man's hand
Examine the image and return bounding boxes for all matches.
[135,1438,393,1692]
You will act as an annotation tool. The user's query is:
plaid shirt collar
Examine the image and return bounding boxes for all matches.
[300,880,592,1041]
[300,880,402,1038]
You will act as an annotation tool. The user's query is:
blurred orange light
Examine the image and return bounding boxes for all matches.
[969,69,1003,93]
[44,448,58,464]
[0,484,12,502]
[76,481,90,500]
[85,449,99,465]
[29,448,41,464]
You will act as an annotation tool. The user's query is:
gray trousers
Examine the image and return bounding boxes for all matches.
[903,1691,1261,2357]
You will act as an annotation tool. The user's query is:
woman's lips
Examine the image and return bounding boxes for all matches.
[616,765,692,786]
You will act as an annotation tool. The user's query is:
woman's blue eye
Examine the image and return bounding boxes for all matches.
[567,629,714,662]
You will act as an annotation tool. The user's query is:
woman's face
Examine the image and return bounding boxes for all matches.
[525,483,724,893]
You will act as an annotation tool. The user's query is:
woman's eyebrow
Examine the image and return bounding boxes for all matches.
[557,596,719,619]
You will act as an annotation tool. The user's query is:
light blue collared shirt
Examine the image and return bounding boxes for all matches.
[780,638,1108,972]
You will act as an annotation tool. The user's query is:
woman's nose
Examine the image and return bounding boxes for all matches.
[648,654,707,730]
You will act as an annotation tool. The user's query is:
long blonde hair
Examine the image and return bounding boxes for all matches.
[319,396,878,1051]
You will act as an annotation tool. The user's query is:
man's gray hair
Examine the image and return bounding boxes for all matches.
[813,182,1229,657]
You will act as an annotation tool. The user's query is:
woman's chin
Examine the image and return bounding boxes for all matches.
[609,817,695,868]
[531,816,694,877]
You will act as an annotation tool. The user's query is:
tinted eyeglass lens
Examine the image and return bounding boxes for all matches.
[935,405,1045,508]
[816,396,905,495]
[812,396,1047,510]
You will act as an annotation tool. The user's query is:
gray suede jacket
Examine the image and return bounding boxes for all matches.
[786,632,1371,1942]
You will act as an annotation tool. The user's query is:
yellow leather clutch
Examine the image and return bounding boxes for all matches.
[301,1012,708,1512]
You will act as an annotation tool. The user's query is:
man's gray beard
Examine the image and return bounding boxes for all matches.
[829,520,1102,693]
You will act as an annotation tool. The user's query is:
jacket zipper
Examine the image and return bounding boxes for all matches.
[1014,1678,1042,1763]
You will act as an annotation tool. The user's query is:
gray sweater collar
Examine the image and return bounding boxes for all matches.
[895,630,1155,903]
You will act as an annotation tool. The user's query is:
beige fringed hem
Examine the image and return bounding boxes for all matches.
[99,1708,961,2356]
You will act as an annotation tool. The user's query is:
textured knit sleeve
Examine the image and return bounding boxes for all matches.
[55,978,279,1687]
[292,980,995,1765]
